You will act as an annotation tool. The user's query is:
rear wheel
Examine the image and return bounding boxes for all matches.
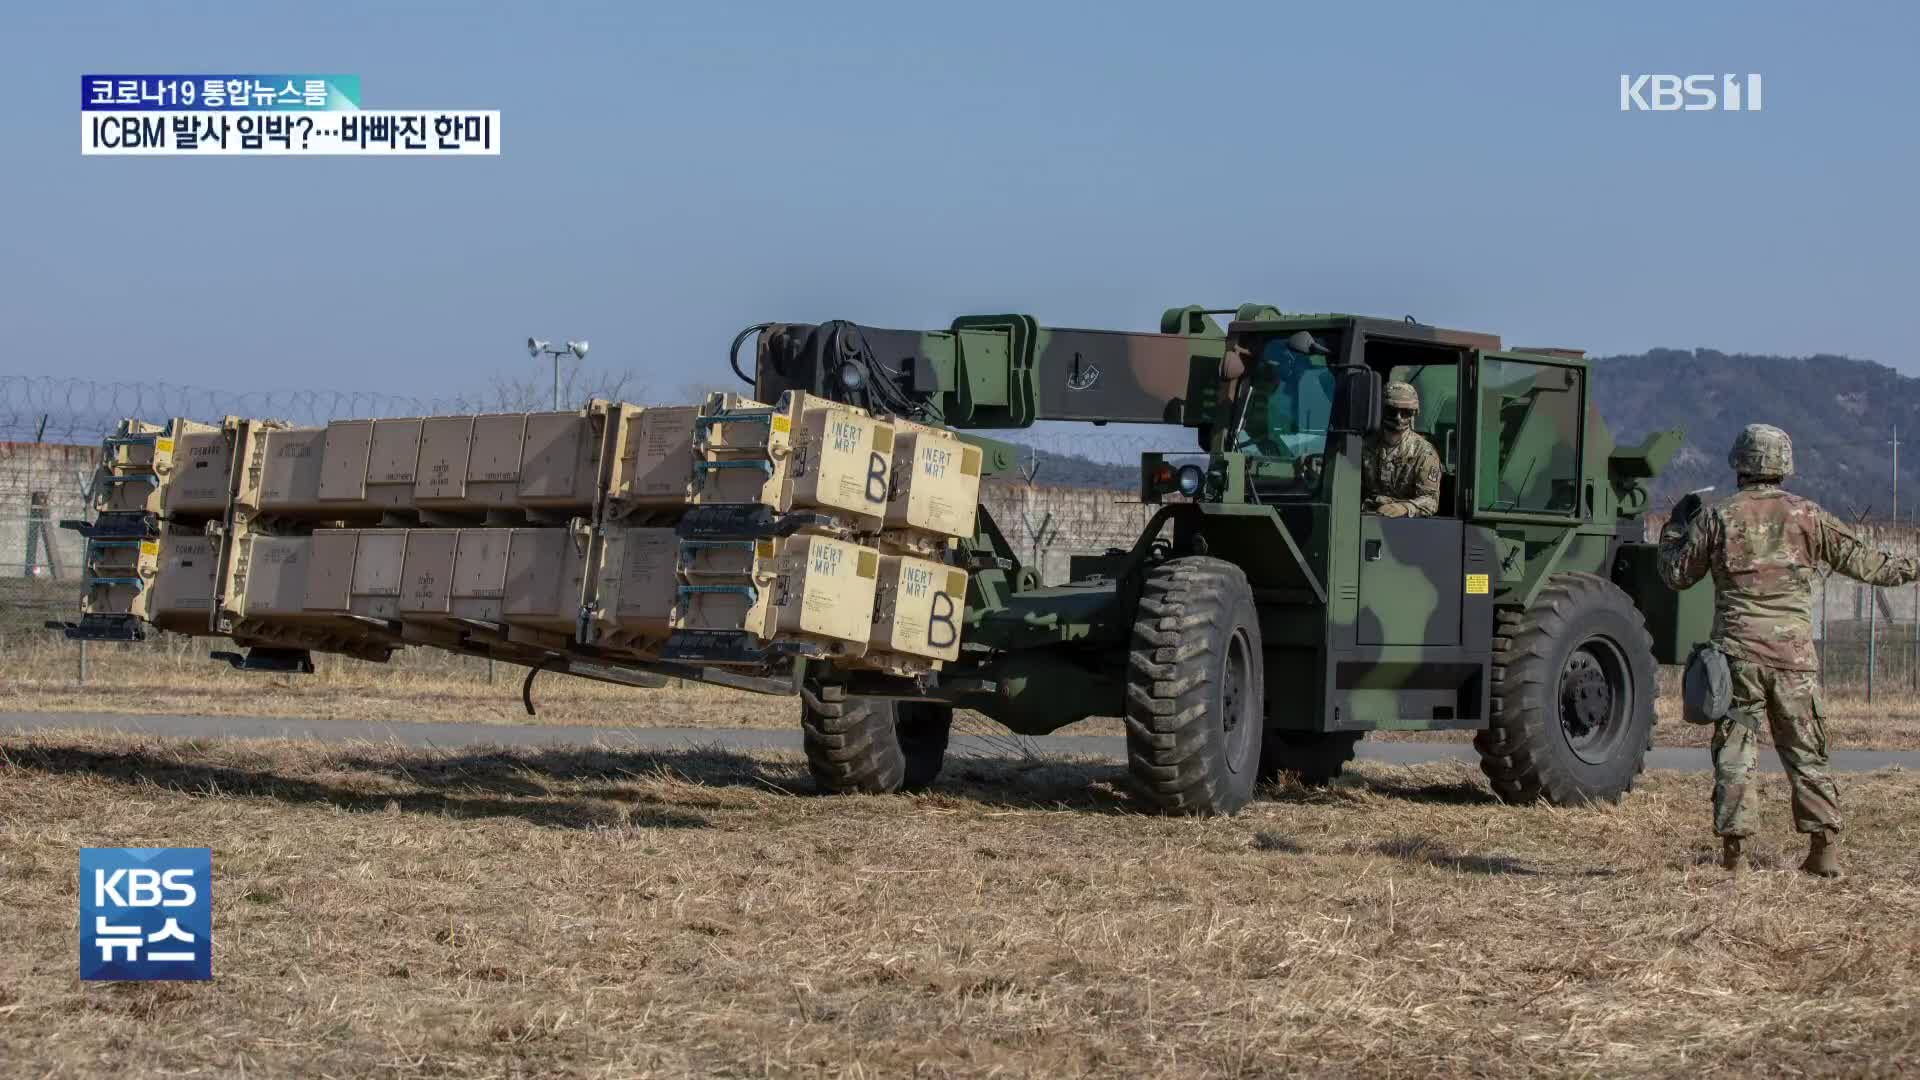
[1475,572,1656,805]
[1124,557,1265,815]
[800,684,953,794]
[1260,731,1364,786]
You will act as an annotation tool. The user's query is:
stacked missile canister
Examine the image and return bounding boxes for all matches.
[64,391,983,681]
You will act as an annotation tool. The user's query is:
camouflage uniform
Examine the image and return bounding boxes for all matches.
[1362,381,1441,518]
[1659,425,1920,849]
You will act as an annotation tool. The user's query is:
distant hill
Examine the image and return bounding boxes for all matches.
[996,447,1139,489]
[1592,349,1916,519]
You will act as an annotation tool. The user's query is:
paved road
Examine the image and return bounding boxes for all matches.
[3,711,1917,773]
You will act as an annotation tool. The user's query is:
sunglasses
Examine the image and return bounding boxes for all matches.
[1385,407,1418,419]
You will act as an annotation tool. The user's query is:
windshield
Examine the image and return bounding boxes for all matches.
[1232,335,1335,462]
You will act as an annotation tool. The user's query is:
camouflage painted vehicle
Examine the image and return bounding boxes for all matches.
[751,307,1714,813]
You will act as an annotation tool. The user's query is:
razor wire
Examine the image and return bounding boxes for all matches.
[0,375,492,445]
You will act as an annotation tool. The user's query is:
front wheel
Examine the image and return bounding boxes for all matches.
[1475,572,1657,805]
[1124,557,1266,815]
[801,685,953,794]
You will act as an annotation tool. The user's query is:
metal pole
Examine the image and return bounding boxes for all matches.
[552,354,560,411]
[1866,441,1881,703]
[1869,577,1878,704]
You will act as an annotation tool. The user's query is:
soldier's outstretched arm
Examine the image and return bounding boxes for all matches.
[1658,505,1716,590]
[1818,510,1920,586]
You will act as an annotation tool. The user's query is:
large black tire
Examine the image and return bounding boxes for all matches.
[1260,731,1364,786]
[1124,557,1266,815]
[1475,572,1657,805]
[800,684,953,794]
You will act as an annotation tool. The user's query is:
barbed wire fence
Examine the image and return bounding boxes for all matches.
[0,374,500,445]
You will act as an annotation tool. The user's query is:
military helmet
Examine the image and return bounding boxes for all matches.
[1728,423,1793,479]
[1383,381,1420,411]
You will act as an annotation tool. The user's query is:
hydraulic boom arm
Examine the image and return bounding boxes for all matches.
[749,305,1275,430]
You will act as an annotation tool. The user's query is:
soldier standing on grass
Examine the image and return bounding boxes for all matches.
[1361,381,1441,517]
[1659,424,1920,877]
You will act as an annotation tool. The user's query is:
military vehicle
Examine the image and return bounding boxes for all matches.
[59,305,1711,815]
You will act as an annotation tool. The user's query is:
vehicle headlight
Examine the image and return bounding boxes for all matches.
[1176,464,1204,497]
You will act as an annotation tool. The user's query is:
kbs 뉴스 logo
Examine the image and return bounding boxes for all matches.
[79,847,213,981]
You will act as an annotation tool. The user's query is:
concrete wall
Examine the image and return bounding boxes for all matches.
[1,442,99,580]
[979,481,1160,586]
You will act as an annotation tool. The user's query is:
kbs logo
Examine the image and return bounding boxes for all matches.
[1619,74,1763,111]
[80,848,212,981]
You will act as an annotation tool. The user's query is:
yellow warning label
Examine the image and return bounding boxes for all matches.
[140,540,160,557]
[755,540,775,559]
[771,415,791,434]
[155,438,175,454]
[1465,573,1490,595]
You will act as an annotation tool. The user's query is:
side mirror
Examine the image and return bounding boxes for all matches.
[1331,367,1382,435]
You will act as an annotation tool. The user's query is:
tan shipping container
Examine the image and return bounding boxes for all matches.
[502,527,591,637]
[253,428,329,515]
[162,430,234,518]
[587,526,679,651]
[298,530,358,613]
[884,421,981,542]
[410,412,598,513]
[393,528,514,626]
[868,554,967,663]
[346,530,408,620]
[517,411,598,508]
[757,534,881,653]
[217,531,405,658]
[79,534,160,625]
[147,534,218,635]
[396,529,457,617]
[232,534,318,617]
[690,394,894,530]
[98,419,216,517]
[612,405,702,508]
[450,529,512,619]
[314,419,423,513]
[606,393,896,533]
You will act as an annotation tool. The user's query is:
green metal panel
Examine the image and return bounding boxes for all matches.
[1358,517,1462,646]
[1613,541,1713,664]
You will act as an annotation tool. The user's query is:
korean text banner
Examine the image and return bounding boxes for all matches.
[81,75,361,111]
[82,111,499,155]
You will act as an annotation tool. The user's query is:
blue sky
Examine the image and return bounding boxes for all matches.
[5,1,1916,406]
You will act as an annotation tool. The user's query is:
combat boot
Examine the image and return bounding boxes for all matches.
[1801,832,1842,878]
[1720,836,1746,874]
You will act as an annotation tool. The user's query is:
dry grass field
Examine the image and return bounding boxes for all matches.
[2,731,1917,1077]
[8,636,1920,752]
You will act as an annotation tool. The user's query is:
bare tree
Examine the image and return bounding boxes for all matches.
[488,356,645,412]
[677,381,743,407]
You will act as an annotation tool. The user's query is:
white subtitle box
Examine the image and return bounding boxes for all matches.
[82,110,500,155]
